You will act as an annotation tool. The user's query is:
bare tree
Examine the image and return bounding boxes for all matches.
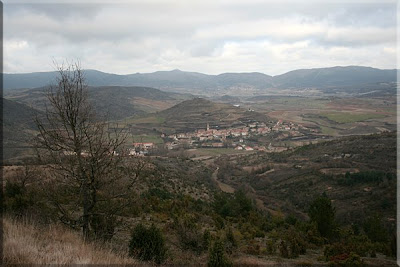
[35,62,127,239]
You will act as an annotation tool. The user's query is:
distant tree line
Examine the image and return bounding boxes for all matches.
[337,171,395,186]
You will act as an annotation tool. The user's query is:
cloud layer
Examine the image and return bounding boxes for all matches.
[4,1,397,75]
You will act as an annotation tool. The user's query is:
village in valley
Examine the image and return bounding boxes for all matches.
[129,118,319,156]
[3,1,398,265]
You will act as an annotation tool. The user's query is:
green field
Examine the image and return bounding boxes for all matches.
[321,112,386,124]
[188,148,254,157]
[120,115,165,125]
[320,126,337,135]
[130,135,164,144]
[256,97,331,109]
[106,132,163,146]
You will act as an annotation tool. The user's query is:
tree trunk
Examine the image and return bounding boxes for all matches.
[82,182,90,240]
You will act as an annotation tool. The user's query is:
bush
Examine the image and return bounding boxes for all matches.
[142,187,172,200]
[213,190,254,218]
[328,252,363,267]
[324,243,342,260]
[324,240,367,263]
[203,229,212,250]
[308,193,336,238]
[208,239,233,267]
[278,226,307,258]
[279,240,289,258]
[363,214,387,243]
[266,239,275,255]
[285,214,298,226]
[225,227,237,250]
[129,223,167,264]
[286,227,307,257]
[213,214,225,229]
[246,242,261,255]
[306,223,324,245]
[90,214,119,241]
[251,165,272,175]
[3,181,33,216]
[174,214,204,253]
[338,171,393,186]
[344,252,363,266]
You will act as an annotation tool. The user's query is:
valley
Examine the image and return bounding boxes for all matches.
[4,1,398,265]
[3,66,397,266]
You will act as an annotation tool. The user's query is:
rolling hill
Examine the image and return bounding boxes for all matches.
[4,85,193,121]
[116,97,273,136]
[155,98,272,134]
[272,66,396,88]
[4,66,396,95]
[3,98,44,161]
[3,86,193,161]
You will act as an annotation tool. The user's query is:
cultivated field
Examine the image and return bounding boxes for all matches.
[245,96,396,137]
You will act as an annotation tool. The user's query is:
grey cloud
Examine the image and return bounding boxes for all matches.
[5,3,103,20]
[219,2,395,27]
[5,4,211,46]
[3,1,397,74]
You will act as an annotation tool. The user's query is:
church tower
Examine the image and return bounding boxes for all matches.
[206,123,210,131]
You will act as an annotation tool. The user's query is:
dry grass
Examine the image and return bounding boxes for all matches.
[3,217,138,265]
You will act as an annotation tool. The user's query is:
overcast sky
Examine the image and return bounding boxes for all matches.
[4,0,398,75]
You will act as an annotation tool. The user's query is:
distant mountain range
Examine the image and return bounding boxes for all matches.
[4,66,397,95]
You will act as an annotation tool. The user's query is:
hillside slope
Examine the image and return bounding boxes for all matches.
[3,86,193,161]
[3,217,136,265]
[272,66,396,88]
[213,131,396,224]
[5,85,193,120]
[3,98,43,161]
[156,97,272,133]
